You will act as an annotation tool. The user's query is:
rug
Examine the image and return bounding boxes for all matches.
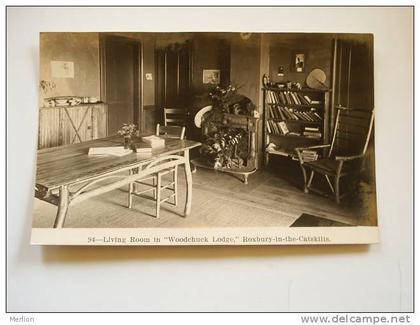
[290,213,354,227]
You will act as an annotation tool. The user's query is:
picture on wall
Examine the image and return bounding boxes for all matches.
[203,69,220,84]
[293,52,306,72]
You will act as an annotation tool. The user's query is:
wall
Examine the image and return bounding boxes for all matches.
[230,33,261,110]
[269,34,334,87]
[191,34,231,94]
[40,32,100,101]
[229,33,263,165]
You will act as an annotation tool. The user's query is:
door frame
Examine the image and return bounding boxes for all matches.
[99,34,143,133]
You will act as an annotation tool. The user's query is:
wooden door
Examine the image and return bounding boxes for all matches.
[102,35,140,135]
[331,37,374,133]
[155,42,191,122]
[333,38,374,109]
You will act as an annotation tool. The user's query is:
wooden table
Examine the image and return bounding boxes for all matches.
[35,136,201,228]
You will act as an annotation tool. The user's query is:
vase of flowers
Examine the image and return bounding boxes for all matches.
[117,124,137,149]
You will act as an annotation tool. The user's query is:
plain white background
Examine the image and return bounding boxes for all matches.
[6,7,413,312]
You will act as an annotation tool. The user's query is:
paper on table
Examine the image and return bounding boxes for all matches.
[88,146,132,157]
[135,147,153,153]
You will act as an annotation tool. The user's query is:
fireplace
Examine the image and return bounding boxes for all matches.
[191,90,259,184]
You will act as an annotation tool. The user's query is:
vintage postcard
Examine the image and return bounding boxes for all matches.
[31,32,378,245]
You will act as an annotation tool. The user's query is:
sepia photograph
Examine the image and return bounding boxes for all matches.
[31,31,377,245]
[6,5,413,314]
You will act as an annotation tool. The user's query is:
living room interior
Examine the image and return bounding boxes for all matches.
[33,31,376,228]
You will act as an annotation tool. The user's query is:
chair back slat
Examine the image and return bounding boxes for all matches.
[329,107,374,158]
[163,107,186,126]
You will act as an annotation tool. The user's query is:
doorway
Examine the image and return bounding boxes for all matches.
[155,42,192,122]
[100,35,141,135]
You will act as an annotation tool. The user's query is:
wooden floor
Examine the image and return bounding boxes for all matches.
[32,162,377,228]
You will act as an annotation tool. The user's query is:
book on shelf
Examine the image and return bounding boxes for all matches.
[268,105,322,123]
[266,120,289,135]
[278,121,289,134]
[297,93,310,105]
[266,90,321,107]
[288,132,301,136]
[303,126,322,139]
[303,95,321,105]
[266,121,272,134]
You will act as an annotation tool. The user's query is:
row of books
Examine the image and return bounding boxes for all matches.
[266,121,324,139]
[266,120,289,135]
[303,126,322,139]
[266,90,321,106]
[268,105,322,122]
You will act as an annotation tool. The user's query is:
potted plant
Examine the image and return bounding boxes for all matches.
[117,124,137,149]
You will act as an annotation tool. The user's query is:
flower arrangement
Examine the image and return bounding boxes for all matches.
[117,123,137,138]
[117,124,137,149]
[40,80,56,94]
[200,128,245,169]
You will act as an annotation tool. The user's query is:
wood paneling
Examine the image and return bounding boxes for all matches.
[38,107,61,149]
[38,104,108,149]
[155,42,192,110]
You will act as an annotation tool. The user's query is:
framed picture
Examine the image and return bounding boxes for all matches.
[203,69,220,84]
[50,60,74,78]
[292,51,306,72]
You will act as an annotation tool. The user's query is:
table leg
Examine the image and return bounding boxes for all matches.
[53,185,70,228]
[128,169,133,209]
[184,149,192,217]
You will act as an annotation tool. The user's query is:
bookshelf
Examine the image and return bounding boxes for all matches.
[262,87,331,163]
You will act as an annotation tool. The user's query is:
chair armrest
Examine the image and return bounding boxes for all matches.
[335,154,364,162]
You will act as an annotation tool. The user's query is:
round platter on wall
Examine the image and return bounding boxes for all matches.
[306,68,327,89]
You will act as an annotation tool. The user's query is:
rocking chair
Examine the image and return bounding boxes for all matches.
[295,107,374,203]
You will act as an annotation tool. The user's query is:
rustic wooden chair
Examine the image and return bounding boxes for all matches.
[128,125,186,218]
[128,155,187,218]
[163,108,186,126]
[295,107,374,203]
